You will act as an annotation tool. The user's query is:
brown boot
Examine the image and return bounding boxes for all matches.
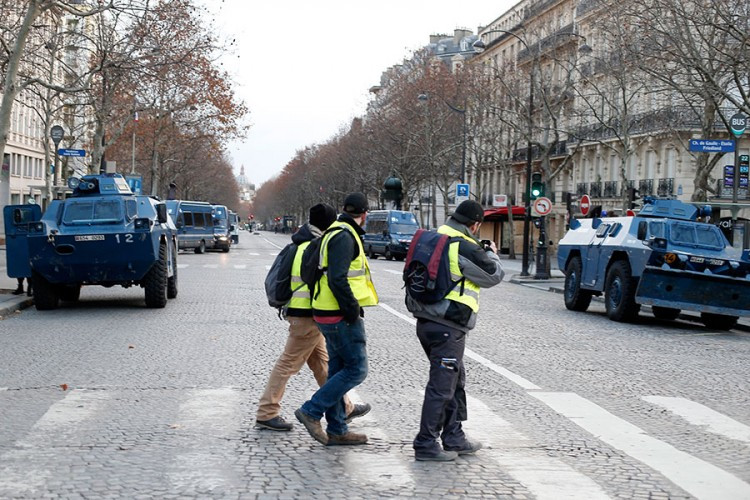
[326,432,368,446]
[294,409,328,445]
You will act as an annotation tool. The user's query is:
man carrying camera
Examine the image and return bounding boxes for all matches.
[405,199,504,461]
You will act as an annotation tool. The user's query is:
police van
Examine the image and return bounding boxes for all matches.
[362,210,420,260]
[211,204,232,252]
[229,210,240,244]
[166,200,216,253]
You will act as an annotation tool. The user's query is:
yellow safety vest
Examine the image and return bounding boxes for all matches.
[287,240,312,311]
[438,225,481,312]
[313,221,378,312]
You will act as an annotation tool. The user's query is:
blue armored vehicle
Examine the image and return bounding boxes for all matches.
[557,198,750,329]
[3,173,178,310]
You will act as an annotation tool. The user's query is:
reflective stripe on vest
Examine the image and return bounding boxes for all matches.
[438,225,481,312]
[312,221,379,311]
[287,241,312,310]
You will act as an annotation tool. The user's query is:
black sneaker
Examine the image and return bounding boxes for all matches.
[12,287,23,295]
[255,416,293,431]
[345,403,371,423]
[444,438,483,455]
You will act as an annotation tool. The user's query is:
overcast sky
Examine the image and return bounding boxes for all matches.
[203,1,515,187]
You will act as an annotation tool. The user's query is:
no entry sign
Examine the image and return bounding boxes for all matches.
[580,194,591,216]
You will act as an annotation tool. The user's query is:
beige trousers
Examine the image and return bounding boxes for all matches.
[257,316,354,421]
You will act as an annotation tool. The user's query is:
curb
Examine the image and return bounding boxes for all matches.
[0,294,34,319]
[509,277,750,333]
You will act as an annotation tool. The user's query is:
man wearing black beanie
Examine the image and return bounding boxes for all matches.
[256,203,371,431]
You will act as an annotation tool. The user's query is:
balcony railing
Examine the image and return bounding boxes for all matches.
[576,182,588,196]
[603,181,618,198]
[639,178,654,196]
[657,178,674,197]
[590,182,602,198]
[572,106,738,142]
[512,140,568,162]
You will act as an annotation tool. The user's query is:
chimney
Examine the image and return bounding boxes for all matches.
[429,34,446,44]
[453,28,473,44]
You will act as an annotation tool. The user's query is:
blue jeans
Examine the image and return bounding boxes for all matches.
[301,318,368,435]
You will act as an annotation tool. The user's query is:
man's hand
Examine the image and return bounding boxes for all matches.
[488,240,498,254]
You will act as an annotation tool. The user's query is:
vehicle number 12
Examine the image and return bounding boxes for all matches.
[115,234,134,243]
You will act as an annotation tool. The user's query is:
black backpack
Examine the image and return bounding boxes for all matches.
[403,229,463,304]
[299,226,347,297]
[264,242,299,309]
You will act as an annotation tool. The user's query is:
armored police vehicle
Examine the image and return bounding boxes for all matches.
[4,173,178,310]
[557,198,750,329]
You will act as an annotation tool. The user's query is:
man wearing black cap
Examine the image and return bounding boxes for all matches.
[295,192,379,446]
[256,203,371,431]
[406,199,504,461]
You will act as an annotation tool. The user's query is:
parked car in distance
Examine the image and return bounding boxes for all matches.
[363,210,420,260]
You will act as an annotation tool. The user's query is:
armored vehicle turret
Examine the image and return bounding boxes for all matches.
[557,198,750,329]
[4,173,178,310]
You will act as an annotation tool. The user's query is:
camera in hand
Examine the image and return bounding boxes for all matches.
[481,239,492,250]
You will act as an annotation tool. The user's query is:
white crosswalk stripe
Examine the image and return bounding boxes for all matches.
[177,264,188,269]
[233,264,247,269]
[249,252,259,256]
[643,396,750,444]
[202,264,218,269]
[0,389,111,497]
[463,395,610,500]
[167,388,243,491]
[531,392,750,500]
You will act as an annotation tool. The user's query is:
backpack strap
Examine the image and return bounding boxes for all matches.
[403,228,424,268]
[312,226,348,300]
[427,233,450,280]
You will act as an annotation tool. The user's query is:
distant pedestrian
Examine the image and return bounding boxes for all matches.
[406,200,504,461]
[256,203,370,431]
[295,192,378,446]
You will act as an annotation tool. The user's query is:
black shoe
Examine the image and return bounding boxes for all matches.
[12,287,23,295]
[444,438,483,455]
[255,416,293,431]
[415,449,458,462]
[345,403,371,423]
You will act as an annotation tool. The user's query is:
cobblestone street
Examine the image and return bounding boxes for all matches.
[1,232,749,499]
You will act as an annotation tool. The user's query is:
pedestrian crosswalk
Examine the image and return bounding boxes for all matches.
[1,383,748,498]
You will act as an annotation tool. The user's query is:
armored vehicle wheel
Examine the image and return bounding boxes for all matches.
[144,242,168,308]
[385,249,394,261]
[368,247,377,259]
[700,312,738,330]
[194,240,206,254]
[652,306,680,321]
[58,284,81,303]
[222,246,230,253]
[604,260,640,322]
[564,255,593,311]
[32,271,59,310]
[167,241,178,299]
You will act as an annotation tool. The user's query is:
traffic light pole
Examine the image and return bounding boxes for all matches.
[534,215,550,279]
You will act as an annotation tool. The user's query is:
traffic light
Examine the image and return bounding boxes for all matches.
[627,187,640,209]
[530,172,544,200]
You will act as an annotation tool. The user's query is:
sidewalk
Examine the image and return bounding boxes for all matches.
[0,246,34,319]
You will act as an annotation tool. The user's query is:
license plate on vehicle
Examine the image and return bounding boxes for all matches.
[74,235,105,241]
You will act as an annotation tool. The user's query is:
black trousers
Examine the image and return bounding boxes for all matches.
[413,319,467,454]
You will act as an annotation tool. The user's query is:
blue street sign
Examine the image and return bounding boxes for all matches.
[456,183,470,197]
[57,148,86,157]
[126,175,143,195]
[688,140,735,153]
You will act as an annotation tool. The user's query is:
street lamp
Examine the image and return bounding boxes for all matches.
[418,93,467,184]
[473,28,590,277]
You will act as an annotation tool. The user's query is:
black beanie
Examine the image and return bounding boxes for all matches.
[342,192,369,215]
[451,200,484,224]
[309,203,337,230]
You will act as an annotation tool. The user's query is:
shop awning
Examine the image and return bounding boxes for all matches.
[484,206,525,219]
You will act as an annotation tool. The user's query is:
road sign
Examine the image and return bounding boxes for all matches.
[580,194,591,216]
[57,148,86,157]
[50,125,64,146]
[689,139,735,153]
[492,194,508,207]
[532,197,552,216]
[456,183,470,198]
[730,113,746,137]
